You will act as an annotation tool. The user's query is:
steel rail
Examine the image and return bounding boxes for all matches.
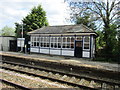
[1,65,97,90]
[1,60,120,86]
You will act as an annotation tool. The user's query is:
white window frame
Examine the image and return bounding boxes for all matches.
[83,36,90,50]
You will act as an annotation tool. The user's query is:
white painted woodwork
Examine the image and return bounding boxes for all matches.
[83,51,90,58]
[30,48,39,53]
[50,49,61,55]
[40,48,49,54]
[62,50,74,56]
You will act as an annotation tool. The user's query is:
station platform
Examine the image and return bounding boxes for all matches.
[0,51,119,73]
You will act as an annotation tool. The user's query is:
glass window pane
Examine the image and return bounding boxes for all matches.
[58,37,61,42]
[34,42,36,46]
[37,42,39,46]
[41,37,43,43]
[34,37,36,41]
[84,36,89,42]
[67,37,70,42]
[44,43,46,47]
[67,43,70,48]
[41,43,43,47]
[44,37,46,42]
[71,37,74,42]
[77,37,82,41]
[58,43,61,48]
[37,37,39,41]
[84,43,89,49]
[51,43,53,48]
[63,37,66,42]
[46,37,49,43]
[71,43,74,48]
[54,43,57,48]
[62,43,66,48]
[84,36,90,49]
[47,43,49,47]
[31,42,34,46]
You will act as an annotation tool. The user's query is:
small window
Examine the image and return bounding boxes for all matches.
[67,37,70,42]
[84,36,89,42]
[67,43,70,48]
[62,43,66,48]
[37,42,39,46]
[31,42,34,46]
[58,43,61,48]
[63,37,66,42]
[84,43,89,49]
[54,43,57,48]
[41,43,43,47]
[58,37,61,42]
[44,37,46,43]
[71,43,74,48]
[46,43,49,47]
[84,36,90,49]
[41,37,43,43]
[76,37,82,41]
[71,37,74,42]
[51,43,53,48]
[71,37,74,48]
[37,37,39,42]
[34,42,36,47]
[34,37,36,41]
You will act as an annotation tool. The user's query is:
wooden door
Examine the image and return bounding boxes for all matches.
[75,41,82,58]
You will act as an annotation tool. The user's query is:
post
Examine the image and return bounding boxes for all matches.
[21,22,23,52]
[25,44,27,54]
[22,23,23,39]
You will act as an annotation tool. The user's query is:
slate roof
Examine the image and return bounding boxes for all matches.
[28,24,96,35]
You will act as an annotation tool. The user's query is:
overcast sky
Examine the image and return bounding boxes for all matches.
[0,0,71,29]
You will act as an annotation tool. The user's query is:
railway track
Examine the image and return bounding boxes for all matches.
[1,79,31,90]
[1,60,120,89]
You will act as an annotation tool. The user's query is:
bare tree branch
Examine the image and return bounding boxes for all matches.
[110,11,120,22]
[109,1,115,13]
[93,2,104,18]
[97,2,107,11]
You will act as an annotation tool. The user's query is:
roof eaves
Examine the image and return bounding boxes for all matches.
[81,24,94,32]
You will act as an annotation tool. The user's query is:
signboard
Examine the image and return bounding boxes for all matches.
[17,38,25,47]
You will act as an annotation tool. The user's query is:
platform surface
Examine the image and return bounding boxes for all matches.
[0,51,120,72]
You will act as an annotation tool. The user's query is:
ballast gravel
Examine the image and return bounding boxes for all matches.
[1,69,74,88]
[1,83,16,89]
[1,63,119,89]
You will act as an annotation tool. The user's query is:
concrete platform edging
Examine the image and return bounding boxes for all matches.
[1,54,120,81]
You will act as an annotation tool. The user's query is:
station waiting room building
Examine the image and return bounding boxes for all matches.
[28,24,97,58]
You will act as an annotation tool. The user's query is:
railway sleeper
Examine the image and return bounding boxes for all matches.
[1,61,120,89]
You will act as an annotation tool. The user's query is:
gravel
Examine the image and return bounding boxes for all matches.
[1,82,15,89]
[1,69,74,88]
[1,63,119,89]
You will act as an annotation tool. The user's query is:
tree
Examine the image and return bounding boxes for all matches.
[65,0,120,61]
[103,24,117,54]
[15,23,22,38]
[0,26,15,36]
[75,12,97,30]
[66,0,119,28]
[96,30,105,50]
[15,5,49,40]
